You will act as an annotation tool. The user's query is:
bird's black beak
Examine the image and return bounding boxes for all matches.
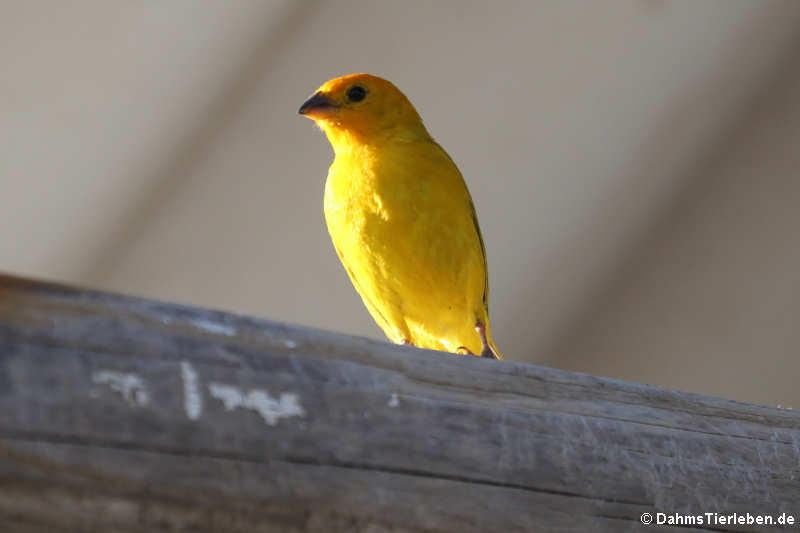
[298,91,337,115]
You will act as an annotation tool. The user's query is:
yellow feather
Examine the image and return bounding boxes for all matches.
[300,73,501,359]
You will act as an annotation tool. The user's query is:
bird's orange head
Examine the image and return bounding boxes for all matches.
[299,73,429,147]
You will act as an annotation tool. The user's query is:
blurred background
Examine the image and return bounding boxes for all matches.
[3,0,800,408]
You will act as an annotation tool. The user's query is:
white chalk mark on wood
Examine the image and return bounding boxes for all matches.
[181,361,202,420]
[92,370,149,407]
[191,318,236,336]
[209,384,242,411]
[388,393,399,407]
[208,383,304,426]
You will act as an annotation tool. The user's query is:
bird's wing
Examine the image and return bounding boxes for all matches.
[468,198,489,312]
[433,141,489,314]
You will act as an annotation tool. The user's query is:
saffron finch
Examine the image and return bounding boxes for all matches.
[299,73,501,359]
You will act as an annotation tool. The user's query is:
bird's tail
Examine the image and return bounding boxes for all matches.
[485,336,502,360]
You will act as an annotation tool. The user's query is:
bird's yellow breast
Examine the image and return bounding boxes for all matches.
[323,139,489,354]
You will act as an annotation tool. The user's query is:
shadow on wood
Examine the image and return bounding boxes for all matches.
[0,274,798,532]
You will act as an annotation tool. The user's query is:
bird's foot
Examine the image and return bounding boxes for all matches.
[475,321,496,358]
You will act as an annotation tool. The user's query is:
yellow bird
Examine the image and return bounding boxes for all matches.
[299,73,501,359]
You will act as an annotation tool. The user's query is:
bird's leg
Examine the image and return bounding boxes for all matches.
[457,322,493,357]
[475,321,495,358]
[402,339,413,346]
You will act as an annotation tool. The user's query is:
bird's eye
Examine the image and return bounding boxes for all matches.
[346,85,367,103]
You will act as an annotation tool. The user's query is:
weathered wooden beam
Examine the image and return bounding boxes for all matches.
[0,274,798,532]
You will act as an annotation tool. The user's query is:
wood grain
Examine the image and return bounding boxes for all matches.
[0,274,798,532]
